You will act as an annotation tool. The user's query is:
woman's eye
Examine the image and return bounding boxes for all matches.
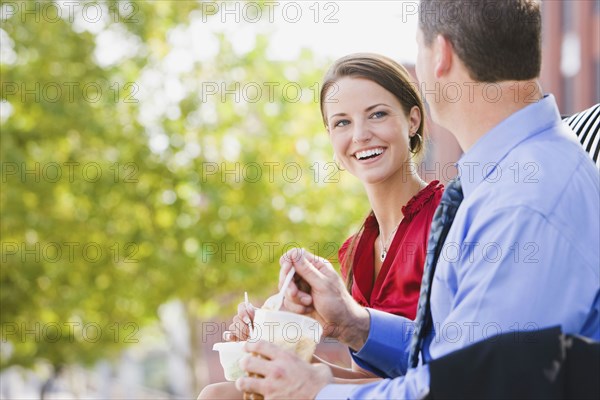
[334,119,350,128]
[371,111,387,119]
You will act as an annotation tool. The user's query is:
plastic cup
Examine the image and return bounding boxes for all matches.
[249,309,323,361]
[242,310,323,400]
[212,341,247,381]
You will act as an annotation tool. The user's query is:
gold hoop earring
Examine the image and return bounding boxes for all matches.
[409,133,423,154]
[333,153,345,171]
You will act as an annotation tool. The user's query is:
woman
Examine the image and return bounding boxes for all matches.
[198,53,443,397]
[325,53,442,322]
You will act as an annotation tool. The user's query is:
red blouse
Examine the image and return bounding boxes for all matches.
[339,181,444,320]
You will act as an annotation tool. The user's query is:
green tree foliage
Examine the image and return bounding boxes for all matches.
[0,0,367,380]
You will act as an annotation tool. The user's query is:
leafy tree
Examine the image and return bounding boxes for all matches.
[1,0,366,392]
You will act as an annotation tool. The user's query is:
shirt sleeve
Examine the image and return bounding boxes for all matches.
[349,309,414,378]
[316,366,430,400]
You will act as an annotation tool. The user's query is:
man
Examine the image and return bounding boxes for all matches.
[235,1,600,398]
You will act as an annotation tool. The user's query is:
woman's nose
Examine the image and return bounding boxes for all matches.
[352,121,373,143]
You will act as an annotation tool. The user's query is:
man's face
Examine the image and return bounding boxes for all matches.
[415,27,427,84]
[415,27,440,123]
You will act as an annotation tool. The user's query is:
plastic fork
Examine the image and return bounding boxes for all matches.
[262,267,295,311]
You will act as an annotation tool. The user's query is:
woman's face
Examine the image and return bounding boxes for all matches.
[324,77,420,186]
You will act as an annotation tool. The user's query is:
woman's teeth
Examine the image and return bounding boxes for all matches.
[355,148,384,160]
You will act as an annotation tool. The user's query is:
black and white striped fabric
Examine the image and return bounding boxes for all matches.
[563,103,600,168]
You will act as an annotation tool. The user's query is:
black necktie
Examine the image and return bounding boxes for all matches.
[408,177,464,368]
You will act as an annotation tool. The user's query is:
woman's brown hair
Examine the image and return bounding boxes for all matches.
[319,53,427,292]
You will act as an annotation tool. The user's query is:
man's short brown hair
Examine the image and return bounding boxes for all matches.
[419,0,542,82]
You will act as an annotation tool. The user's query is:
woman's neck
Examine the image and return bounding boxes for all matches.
[365,173,427,238]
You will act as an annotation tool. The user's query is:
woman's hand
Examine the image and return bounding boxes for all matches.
[223,301,256,342]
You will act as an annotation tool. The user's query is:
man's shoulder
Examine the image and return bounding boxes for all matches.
[474,123,598,217]
[505,122,596,190]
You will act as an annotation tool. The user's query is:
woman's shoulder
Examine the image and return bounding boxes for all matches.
[338,213,376,277]
[338,235,353,279]
[430,180,444,205]
[402,180,444,219]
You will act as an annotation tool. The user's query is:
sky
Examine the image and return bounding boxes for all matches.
[241,1,419,63]
[185,1,420,64]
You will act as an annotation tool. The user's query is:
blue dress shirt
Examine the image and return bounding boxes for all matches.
[317,95,600,400]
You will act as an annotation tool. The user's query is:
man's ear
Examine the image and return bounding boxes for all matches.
[434,34,453,79]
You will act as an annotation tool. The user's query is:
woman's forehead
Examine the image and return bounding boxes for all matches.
[324,77,398,112]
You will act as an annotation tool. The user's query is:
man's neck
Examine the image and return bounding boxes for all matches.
[440,80,543,152]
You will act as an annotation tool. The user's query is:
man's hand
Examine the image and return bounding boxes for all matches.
[279,248,371,350]
[236,340,334,399]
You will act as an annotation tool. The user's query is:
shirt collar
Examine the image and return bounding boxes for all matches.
[457,94,561,198]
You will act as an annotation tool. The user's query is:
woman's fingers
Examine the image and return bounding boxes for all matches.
[237,301,255,324]
[228,315,250,341]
